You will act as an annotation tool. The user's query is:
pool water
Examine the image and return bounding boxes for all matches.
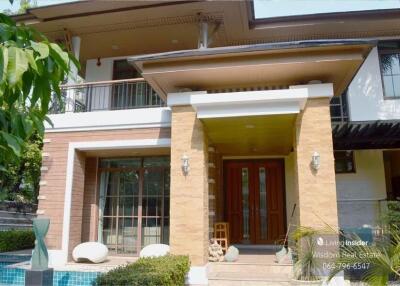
[0,261,100,286]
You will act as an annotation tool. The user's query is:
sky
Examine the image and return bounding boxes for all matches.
[0,0,73,13]
[254,0,400,18]
[1,0,400,16]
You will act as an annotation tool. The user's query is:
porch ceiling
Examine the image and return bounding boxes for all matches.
[131,41,372,98]
[202,114,296,156]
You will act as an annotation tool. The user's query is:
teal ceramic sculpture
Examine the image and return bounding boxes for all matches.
[31,218,50,270]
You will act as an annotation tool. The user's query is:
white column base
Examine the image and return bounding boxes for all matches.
[186,266,208,285]
[48,250,67,267]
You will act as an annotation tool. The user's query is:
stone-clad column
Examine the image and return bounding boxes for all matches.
[170,106,209,266]
[294,97,338,228]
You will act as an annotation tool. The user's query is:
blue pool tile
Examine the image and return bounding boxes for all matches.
[0,261,100,286]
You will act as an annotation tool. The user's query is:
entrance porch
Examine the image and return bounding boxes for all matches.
[167,83,340,272]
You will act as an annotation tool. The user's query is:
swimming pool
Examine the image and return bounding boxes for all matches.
[0,260,100,286]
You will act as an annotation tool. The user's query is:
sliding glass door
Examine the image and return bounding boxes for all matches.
[98,157,170,255]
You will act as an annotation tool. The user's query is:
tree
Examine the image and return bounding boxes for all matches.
[0,132,42,203]
[3,0,37,15]
[0,13,79,173]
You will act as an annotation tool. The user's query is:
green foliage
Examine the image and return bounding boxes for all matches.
[328,228,400,285]
[381,201,400,228]
[0,13,78,172]
[95,255,190,286]
[291,226,322,281]
[3,0,37,15]
[0,132,42,203]
[0,229,35,252]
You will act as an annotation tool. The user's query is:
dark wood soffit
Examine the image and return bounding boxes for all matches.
[332,120,400,150]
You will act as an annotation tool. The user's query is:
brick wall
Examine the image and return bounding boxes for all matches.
[39,127,171,251]
[81,157,98,242]
[68,150,86,260]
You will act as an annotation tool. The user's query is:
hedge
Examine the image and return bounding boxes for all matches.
[0,230,35,252]
[95,255,190,286]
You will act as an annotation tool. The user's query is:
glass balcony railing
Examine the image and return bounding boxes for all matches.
[49,78,165,114]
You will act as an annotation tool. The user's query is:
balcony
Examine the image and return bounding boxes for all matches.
[50,78,165,114]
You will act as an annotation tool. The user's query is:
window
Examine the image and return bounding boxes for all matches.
[334,151,355,173]
[98,157,170,255]
[378,41,400,98]
[113,59,141,80]
[330,91,349,122]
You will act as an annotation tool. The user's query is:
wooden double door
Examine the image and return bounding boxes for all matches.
[224,159,286,244]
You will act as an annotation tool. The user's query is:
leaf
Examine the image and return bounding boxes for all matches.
[25,49,37,72]
[31,76,50,113]
[0,14,15,26]
[30,41,49,60]
[0,46,7,83]
[0,131,22,156]
[21,70,33,97]
[68,51,81,70]
[0,23,13,42]
[43,115,53,128]
[49,43,69,71]
[30,112,46,135]
[7,47,28,87]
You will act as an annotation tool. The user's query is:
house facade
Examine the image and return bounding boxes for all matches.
[15,1,400,284]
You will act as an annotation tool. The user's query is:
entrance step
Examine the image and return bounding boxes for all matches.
[208,262,292,275]
[208,262,293,286]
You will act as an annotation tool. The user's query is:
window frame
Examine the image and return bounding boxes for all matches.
[378,47,400,100]
[334,150,356,174]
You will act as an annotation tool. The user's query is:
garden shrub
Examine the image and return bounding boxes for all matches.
[95,255,190,286]
[0,230,35,252]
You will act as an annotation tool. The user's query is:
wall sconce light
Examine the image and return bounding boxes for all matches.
[181,154,190,176]
[311,151,320,171]
[96,57,101,66]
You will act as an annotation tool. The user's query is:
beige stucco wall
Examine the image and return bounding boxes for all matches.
[336,150,387,229]
[169,106,209,266]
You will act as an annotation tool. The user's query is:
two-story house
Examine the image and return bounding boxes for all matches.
[14,1,400,284]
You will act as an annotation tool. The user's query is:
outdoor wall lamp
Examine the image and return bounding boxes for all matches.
[181,154,190,176]
[311,151,321,171]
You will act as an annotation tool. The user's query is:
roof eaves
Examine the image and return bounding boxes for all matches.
[129,39,376,63]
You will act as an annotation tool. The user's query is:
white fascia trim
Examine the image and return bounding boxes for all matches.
[197,101,300,119]
[167,84,333,119]
[61,138,171,265]
[289,83,334,98]
[46,107,171,133]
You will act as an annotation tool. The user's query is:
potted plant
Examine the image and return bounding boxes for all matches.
[291,226,323,285]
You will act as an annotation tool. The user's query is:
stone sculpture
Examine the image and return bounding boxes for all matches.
[140,243,170,258]
[208,239,224,262]
[26,217,53,286]
[73,242,109,263]
[31,217,50,270]
[224,245,239,262]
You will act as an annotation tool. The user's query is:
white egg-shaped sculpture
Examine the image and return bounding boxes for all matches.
[140,244,170,258]
[72,242,108,263]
